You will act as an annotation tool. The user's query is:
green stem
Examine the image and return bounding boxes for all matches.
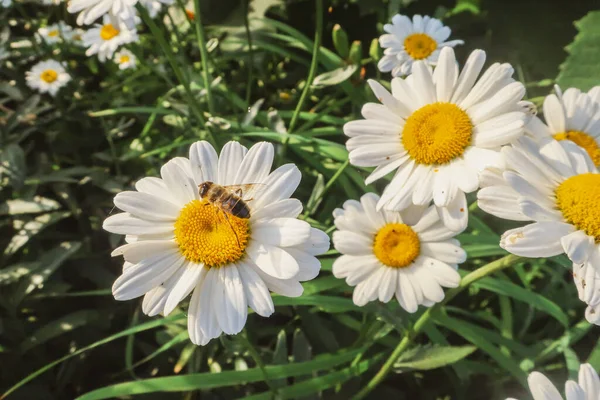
[243,0,254,108]
[287,0,323,133]
[192,0,216,116]
[352,254,522,400]
[138,5,216,146]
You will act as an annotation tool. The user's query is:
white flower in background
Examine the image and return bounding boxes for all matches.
[66,27,86,45]
[477,137,600,325]
[82,15,138,62]
[26,59,71,96]
[378,14,464,77]
[344,47,530,232]
[164,0,194,32]
[332,193,464,311]
[139,0,172,18]
[103,141,329,345]
[506,363,599,400]
[36,22,73,45]
[526,85,600,166]
[114,49,136,69]
[42,0,62,5]
[68,0,137,25]
[1,0,11,7]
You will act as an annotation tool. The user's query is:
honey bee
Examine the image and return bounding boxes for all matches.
[198,181,263,247]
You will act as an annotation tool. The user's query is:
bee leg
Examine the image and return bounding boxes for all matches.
[222,211,242,250]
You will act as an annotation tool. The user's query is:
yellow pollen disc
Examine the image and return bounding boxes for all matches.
[119,55,130,63]
[373,223,420,268]
[555,173,600,242]
[48,30,59,37]
[174,200,249,267]
[403,33,437,60]
[402,102,473,165]
[100,24,120,41]
[553,130,600,166]
[40,69,58,83]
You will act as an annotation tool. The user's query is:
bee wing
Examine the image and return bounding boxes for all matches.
[222,183,266,201]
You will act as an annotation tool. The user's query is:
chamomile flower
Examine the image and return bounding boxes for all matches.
[377,14,464,77]
[66,28,85,45]
[506,364,600,400]
[114,49,136,70]
[344,47,530,232]
[82,15,138,62]
[68,0,137,25]
[332,193,464,311]
[36,22,73,45]
[477,137,600,324]
[139,0,172,18]
[26,60,71,96]
[103,141,329,345]
[526,85,600,166]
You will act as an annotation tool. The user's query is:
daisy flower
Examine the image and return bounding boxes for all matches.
[164,0,194,32]
[377,14,464,77]
[68,0,137,25]
[477,137,600,324]
[26,60,71,96]
[66,28,85,45]
[332,193,464,311]
[344,47,530,232]
[506,363,599,400]
[139,0,172,18]
[103,141,329,345]
[82,15,138,62]
[114,49,136,70]
[36,22,73,45]
[526,85,600,166]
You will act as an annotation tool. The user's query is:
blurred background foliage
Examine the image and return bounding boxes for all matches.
[1,0,600,399]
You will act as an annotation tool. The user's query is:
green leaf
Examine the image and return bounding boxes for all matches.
[0,197,61,215]
[2,314,186,399]
[20,310,101,353]
[434,313,528,386]
[557,11,600,90]
[0,143,26,189]
[393,345,477,372]
[468,273,569,327]
[74,348,364,400]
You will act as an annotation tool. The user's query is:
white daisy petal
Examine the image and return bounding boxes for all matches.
[237,260,274,317]
[189,140,218,184]
[112,250,185,301]
[215,266,247,335]
[234,142,274,184]
[247,242,299,279]
[500,222,575,257]
[163,263,206,316]
[218,141,248,185]
[527,372,563,400]
[103,213,174,236]
[578,363,600,398]
[114,192,180,221]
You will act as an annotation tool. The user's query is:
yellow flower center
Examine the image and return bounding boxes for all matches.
[553,130,600,166]
[555,173,600,242]
[402,102,473,165]
[403,33,437,60]
[119,55,130,63]
[40,69,58,83]
[48,29,60,37]
[373,223,420,268]
[174,200,250,267]
[100,24,120,41]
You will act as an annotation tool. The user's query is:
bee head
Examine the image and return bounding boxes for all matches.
[198,181,212,198]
